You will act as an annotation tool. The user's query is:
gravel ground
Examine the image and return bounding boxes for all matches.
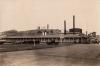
[0,44,100,66]
[0,43,72,52]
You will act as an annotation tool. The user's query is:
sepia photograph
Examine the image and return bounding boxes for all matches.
[0,0,100,66]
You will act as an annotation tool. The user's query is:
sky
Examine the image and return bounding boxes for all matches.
[0,0,100,35]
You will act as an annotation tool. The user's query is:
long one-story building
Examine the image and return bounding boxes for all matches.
[0,15,99,44]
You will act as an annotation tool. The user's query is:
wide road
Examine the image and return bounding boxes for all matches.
[0,44,100,66]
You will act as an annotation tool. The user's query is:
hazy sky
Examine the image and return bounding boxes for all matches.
[0,0,100,34]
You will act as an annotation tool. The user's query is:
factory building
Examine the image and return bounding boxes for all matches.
[62,15,89,44]
[0,15,99,44]
[1,28,61,36]
[69,28,82,33]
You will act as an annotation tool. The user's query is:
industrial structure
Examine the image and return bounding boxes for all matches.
[0,16,99,45]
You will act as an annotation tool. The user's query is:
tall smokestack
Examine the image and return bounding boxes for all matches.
[64,20,66,34]
[47,24,49,29]
[73,15,75,34]
[38,26,40,30]
[73,15,75,29]
[86,31,88,36]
